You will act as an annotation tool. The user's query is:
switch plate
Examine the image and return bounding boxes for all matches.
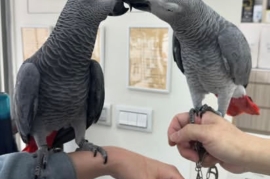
[96,103,112,126]
[116,105,153,133]
[137,114,147,128]
[119,111,128,125]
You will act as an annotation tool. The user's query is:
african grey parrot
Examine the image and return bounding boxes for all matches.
[12,0,128,178]
[124,0,260,119]
[124,0,260,176]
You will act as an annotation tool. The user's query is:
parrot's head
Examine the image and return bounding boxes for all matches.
[78,0,129,22]
[123,0,197,27]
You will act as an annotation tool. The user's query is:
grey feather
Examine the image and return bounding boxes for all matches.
[172,33,185,74]
[53,59,104,147]
[125,0,257,116]
[87,60,105,125]
[218,25,252,87]
[13,0,128,148]
[13,62,40,143]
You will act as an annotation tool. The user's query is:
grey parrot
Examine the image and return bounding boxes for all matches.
[124,0,260,177]
[13,0,128,178]
[124,0,260,118]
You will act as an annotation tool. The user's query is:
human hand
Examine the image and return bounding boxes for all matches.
[167,112,251,174]
[111,147,184,179]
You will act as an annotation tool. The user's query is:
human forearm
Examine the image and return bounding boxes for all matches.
[68,146,183,179]
[242,134,270,175]
[68,146,130,179]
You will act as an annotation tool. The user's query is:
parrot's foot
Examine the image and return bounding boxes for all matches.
[189,107,201,124]
[189,104,222,124]
[189,105,220,179]
[189,107,208,166]
[33,146,49,179]
[76,139,108,164]
[199,104,222,118]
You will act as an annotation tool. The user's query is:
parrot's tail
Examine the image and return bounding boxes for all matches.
[227,95,260,116]
[22,131,58,153]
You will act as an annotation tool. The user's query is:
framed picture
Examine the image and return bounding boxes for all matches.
[27,0,67,14]
[92,26,105,71]
[21,26,52,61]
[127,25,173,93]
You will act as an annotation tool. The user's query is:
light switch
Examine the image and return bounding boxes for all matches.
[99,109,107,121]
[137,114,147,128]
[127,112,137,126]
[96,103,112,126]
[119,111,128,125]
[116,105,153,133]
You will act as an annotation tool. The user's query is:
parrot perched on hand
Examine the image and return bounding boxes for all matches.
[124,0,260,118]
[124,0,260,177]
[12,0,129,178]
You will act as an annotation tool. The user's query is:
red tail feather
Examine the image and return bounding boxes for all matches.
[227,95,260,116]
[22,131,58,153]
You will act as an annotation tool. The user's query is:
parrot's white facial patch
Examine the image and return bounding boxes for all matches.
[149,1,183,22]
[151,1,182,14]
[162,2,182,13]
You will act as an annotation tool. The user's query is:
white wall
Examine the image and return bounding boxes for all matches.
[12,0,243,179]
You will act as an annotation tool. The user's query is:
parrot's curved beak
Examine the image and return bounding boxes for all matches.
[108,1,129,16]
[123,0,151,12]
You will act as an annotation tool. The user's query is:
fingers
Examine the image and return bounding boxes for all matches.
[200,112,223,125]
[169,124,208,145]
[176,144,199,162]
[201,155,220,168]
[168,112,223,146]
[167,113,190,146]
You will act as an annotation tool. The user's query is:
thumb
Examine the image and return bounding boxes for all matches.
[169,124,206,144]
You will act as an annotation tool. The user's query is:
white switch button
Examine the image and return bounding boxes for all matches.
[119,111,128,125]
[128,112,137,126]
[99,109,107,121]
[137,114,147,128]
[116,105,152,133]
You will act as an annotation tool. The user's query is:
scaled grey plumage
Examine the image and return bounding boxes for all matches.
[124,0,259,117]
[13,0,128,178]
[124,0,259,177]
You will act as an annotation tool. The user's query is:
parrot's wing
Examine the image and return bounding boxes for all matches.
[172,33,185,74]
[86,59,105,126]
[218,25,252,87]
[53,59,104,147]
[13,62,40,143]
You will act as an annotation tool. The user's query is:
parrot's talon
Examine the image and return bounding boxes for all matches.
[189,108,196,124]
[33,146,49,179]
[94,149,98,157]
[103,155,108,164]
[198,104,222,118]
[76,139,108,164]
[189,106,201,124]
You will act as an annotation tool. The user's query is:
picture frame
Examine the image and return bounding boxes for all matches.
[127,25,173,93]
[27,0,67,14]
[20,25,105,70]
[92,25,106,71]
[20,25,53,61]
